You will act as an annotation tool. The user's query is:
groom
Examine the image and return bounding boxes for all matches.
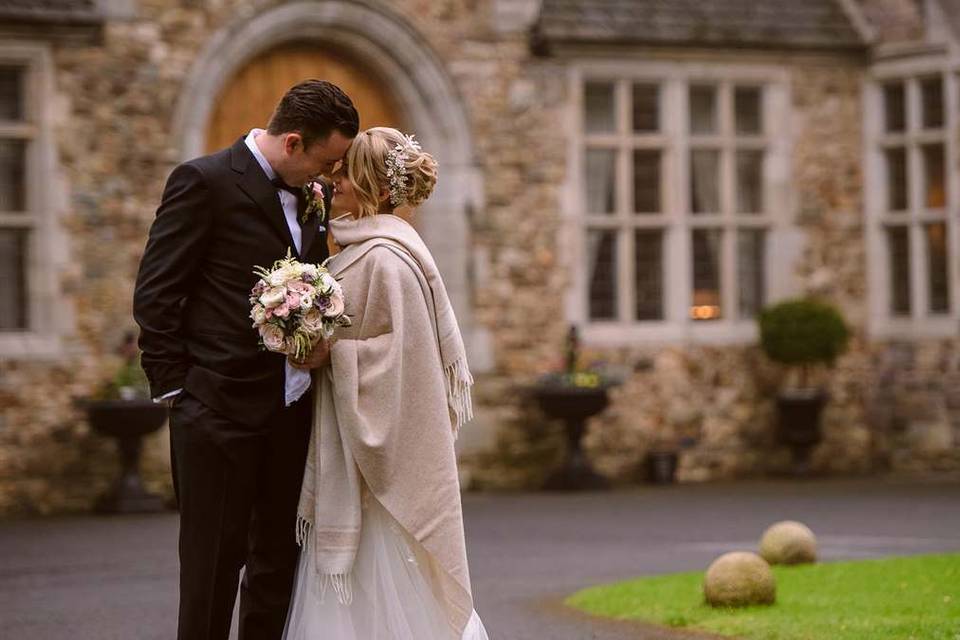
[133,80,358,640]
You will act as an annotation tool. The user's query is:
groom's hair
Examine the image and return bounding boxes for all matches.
[267,79,360,147]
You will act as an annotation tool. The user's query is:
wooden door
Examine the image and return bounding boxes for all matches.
[205,43,402,153]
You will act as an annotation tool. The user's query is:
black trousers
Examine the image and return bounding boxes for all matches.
[169,389,311,640]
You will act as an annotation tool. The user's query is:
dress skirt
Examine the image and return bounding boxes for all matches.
[283,493,489,640]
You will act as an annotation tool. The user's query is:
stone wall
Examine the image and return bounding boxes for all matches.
[0,0,571,515]
[459,52,960,489]
[1,0,957,515]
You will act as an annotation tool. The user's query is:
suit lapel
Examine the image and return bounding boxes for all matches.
[229,138,299,257]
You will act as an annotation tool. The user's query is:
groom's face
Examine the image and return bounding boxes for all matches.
[280,130,353,186]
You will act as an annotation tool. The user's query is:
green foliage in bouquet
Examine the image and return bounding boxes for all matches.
[757,298,850,387]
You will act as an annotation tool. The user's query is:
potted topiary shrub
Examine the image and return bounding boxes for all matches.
[757,298,850,473]
[81,333,168,513]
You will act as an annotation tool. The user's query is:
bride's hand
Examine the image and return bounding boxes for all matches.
[289,338,331,370]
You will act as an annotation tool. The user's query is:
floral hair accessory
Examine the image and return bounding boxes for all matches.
[385,133,421,207]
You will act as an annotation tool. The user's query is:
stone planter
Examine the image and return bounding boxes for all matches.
[82,399,169,514]
[531,384,610,491]
[646,450,679,484]
[776,389,828,474]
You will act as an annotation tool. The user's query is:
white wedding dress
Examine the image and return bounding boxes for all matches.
[282,489,490,640]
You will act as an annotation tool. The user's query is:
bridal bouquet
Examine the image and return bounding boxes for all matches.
[249,252,351,361]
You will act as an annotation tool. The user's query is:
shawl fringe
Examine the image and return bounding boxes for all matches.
[445,356,474,439]
[294,517,355,606]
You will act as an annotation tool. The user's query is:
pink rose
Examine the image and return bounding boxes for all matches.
[301,308,324,333]
[260,324,285,352]
[288,280,313,296]
[285,293,301,310]
[322,291,345,318]
[250,304,267,327]
[273,303,290,318]
[311,182,324,201]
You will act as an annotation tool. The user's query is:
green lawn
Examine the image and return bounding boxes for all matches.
[566,553,960,640]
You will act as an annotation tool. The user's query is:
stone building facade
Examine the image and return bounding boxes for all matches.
[0,0,958,514]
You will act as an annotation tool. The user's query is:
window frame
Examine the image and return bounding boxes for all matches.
[0,42,67,359]
[865,55,960,339]
[565,60,795,347]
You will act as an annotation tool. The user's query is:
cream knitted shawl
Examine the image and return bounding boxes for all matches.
[295,214,475,636]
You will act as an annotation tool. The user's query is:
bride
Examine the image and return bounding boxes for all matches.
[282,127,490,640]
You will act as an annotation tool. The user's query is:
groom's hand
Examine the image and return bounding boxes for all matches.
[289,338,331,370]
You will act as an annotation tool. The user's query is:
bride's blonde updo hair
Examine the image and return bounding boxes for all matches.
[346,126,438,218]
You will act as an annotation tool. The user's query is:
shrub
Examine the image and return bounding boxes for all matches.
[757,298,850,387]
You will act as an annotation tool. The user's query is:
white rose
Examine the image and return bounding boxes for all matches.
[323,291,345,318]
[317,272,338,295]
[250,304,267,326]
[301,263,319,281]
[260,286,286,308]
[268,265,296,286]
[260,323,286,352]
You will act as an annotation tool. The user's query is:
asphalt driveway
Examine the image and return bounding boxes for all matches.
[1,477,958,639]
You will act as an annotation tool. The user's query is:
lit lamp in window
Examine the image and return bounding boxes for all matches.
[691,289,721,320]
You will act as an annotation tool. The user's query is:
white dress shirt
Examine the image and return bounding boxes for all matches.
[155,129,312,406]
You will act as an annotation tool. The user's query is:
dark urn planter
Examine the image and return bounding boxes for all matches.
[83,399,168,514]
[646,450,679,484]
[776,389,828,474]
[532,384,610,491]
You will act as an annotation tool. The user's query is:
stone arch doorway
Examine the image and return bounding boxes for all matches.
[204,42,403,153]
[172,1,489,371]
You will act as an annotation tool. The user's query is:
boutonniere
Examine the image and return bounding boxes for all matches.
[300,181,326,224]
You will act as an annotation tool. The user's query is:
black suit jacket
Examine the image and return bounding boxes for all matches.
[133,137,331,427]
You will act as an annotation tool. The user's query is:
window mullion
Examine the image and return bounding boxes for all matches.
[720,82,737,321]
[0,214,35,227]
[669,77,689,325]
[0,123,35,138]
[616,80,632,322]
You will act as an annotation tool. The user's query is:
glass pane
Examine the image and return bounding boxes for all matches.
[587,229,618,320]
[0,140,26,212]
[632,83,659,132]
[689,85,717,134]
[584,81,616,134]
[691,228,722,321]
[738,229,766,318]
[887,226,911,316]
[585,148,616,214]
[883,82,905,133]
[736,150,764,214]
[885,147,907,211]
[734,86,762,135]
[0,229,28,330]
[926,222,950,313]
[690,149,720,214]
[634,230,663,320]
[922,143,945,208]
[920,76,943,129]
[0,67,24,121]
[633,149,660,213]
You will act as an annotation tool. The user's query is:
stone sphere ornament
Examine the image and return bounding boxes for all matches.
[703,552,776,607]
[759,520,818,565]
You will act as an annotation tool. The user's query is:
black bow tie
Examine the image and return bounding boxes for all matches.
[271,176,302,199]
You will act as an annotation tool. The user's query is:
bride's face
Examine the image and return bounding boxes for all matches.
[330,161,359,217]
